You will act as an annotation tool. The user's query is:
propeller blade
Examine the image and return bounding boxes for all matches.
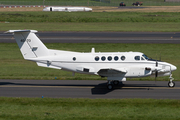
[155,60,158,82]
[156,61,158,67]
[155,71,158,78]
[155,71,158,83]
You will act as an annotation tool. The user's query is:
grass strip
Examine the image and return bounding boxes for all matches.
[1,12,180,32]
[1,12,180,23]
[1,22,180,32]
[1,0,180,6]
[0,43,179,80]
[0,97,180,120]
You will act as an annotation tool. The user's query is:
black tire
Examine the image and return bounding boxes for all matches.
[168,81,175,88]
[113,80,119,85]
[107,84,113,90]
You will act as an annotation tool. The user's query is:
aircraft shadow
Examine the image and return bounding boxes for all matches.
[0,81,117,94]
[91,82,167,95]
[0,81,167,95]
[0,82,96,87]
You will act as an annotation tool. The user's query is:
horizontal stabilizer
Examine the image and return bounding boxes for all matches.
[6,30,37,33]
[37,62,61,70]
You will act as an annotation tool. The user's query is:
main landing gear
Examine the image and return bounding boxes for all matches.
[168,74,175,88]
[107,80,120,90]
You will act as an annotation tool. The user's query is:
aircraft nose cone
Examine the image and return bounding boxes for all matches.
[171,65,177,71]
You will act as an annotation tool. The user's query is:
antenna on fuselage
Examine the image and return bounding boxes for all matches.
[91,48,95,53]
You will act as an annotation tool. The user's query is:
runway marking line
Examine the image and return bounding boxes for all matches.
[0,85,180,89]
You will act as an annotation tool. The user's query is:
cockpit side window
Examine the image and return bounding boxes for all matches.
[134,56,140,61]
[141,57,145,60]
[142,54,149,60]
[142,54,159,61]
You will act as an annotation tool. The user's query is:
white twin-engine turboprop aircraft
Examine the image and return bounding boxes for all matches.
[7,30,177,90]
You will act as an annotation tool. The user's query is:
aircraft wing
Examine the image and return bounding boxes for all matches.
[97,68,127,77]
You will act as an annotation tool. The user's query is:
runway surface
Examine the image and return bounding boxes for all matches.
[1,32,180,43]
[0,80,180,99]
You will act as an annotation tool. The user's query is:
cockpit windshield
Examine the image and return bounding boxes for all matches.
[142,54,160,61]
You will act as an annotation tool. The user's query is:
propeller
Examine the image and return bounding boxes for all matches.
[155,52,162,80]
[159,52,161,61]
[155,60,158,82]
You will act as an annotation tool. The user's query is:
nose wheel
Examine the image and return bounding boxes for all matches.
[168,81,175,88]
[168,74,175,88]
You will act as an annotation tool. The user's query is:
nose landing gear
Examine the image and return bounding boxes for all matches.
[168,74,175,88]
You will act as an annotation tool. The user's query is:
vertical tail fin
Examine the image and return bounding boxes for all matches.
[7,30,49,59]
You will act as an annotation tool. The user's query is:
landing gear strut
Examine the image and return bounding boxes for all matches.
[168,74,175,88]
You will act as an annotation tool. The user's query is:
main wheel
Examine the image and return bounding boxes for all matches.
[113,80,119,85]
[168,81,175,88]
[107,84,113,90]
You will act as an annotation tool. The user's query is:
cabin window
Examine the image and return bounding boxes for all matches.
[101,56,106,61]
[114,56,119,61]
[121,56,125,61]
[73,57,76,61]
[135,56,140,61]
[108,56,112,61]
[95,56,99,61]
